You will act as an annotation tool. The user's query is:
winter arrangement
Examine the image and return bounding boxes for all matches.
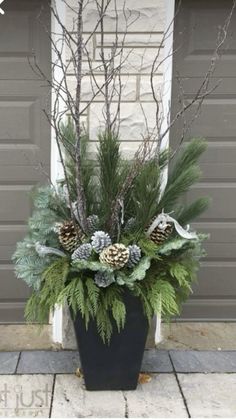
[13,120,209,344]
[11,0,215,390]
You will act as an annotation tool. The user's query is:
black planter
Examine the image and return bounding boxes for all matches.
[71,291,149,391]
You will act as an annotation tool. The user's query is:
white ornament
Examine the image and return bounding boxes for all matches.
[35,243,66,258]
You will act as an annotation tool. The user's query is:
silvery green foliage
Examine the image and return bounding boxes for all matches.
[72,243,92,261]
[127,245,141,268]
[94,271,115,288]
[91,231,112,253]
[87,215,99,234]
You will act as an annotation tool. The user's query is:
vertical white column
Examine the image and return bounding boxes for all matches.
[155,0,175,345]
[51,0,66,345]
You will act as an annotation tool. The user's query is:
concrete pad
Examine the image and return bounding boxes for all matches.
[178,373,236,417]
[170,350,236,373]
[3,321,236,352]
[0,352,19,374]
[159,322,236,350]
[141,349,173,373]
[0,325,54,351]
[17,351,80,374]
[0,374,53,417]
[51,374,125,418]
[124,374,188,418]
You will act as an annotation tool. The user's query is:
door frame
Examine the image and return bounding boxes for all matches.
[51,0,176,345]
[155,0,175,343]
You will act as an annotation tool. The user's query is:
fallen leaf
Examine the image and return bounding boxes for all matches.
[168,334,174,339]
[138,373,152,384]
[75,367,83,378]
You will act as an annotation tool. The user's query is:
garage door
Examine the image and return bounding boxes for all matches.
[0,0,51,322]
[171,0,236,320]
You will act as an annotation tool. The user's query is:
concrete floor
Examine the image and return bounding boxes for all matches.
[1,322,236,351]
[1,349,236,417]
[0,372,235,417]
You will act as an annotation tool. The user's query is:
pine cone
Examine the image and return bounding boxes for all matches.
[87,215,99,234]
[91,231,112,253]
[58,220,85,252]
[72,243,92,261]
[149,222,173,245]
[100,243,129,269]
[94,271,115,288]
[127,245,141,268]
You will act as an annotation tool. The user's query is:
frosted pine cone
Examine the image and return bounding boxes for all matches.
[100,243,129,269]
[58,220,85,252]
[127,245,141,268]
[91,231,112,253]
[94,271,115,288]
[87,215,99,234]
[71,243,92,261]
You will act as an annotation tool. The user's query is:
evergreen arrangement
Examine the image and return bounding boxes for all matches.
[13,119,209,343]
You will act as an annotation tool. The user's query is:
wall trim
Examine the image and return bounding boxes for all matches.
[155,0,175,344]
[161,0,176,153]
[51,0,66,345]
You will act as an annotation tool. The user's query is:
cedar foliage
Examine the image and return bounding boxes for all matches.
[24,232,205,343]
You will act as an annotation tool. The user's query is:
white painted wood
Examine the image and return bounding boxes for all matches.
[155,0,175,345]
[50,0,176,346]
[51,0,66,345]
[50,0,65,184]
[52,304,63,344]
[161,0,176,153]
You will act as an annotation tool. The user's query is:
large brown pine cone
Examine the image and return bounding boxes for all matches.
[149,222,173,245]
[58,220,85,252]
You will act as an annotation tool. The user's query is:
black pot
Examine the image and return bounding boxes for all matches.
[71,291,149,391]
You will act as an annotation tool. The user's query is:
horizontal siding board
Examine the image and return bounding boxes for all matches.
[187,184,236,220]
[0,265,31,299]
[180,299,236,321]
[193,264,236,297]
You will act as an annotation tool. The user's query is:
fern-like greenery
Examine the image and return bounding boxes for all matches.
[23,232,205,343]
[54,273,127,343]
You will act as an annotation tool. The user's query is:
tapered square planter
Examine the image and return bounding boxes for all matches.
[71,292,149,391]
